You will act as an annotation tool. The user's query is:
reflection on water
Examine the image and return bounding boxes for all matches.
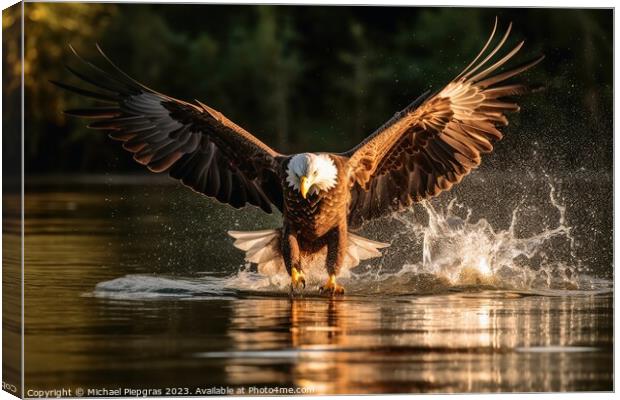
[15,176,613,394]
[219,294,612,393]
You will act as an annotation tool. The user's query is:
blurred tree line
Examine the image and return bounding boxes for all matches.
[2,4,612,174]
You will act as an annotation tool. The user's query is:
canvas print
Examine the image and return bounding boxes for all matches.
[2,2,613,397]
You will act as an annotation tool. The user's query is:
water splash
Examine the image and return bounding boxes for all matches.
[390,181,580,290]
[93,181,611,300]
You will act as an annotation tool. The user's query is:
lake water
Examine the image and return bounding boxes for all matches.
[7,172,614,394]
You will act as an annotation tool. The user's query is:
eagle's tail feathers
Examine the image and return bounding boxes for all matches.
[345,232,390,268]
[228,229,278,252]
[228,229,283,275]
[228,229,389,274]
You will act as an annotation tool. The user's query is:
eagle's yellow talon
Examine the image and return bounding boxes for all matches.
[319,274,344,296]
[291,267,306,290]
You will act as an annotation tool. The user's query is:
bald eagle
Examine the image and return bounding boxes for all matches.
[55,20,542,295]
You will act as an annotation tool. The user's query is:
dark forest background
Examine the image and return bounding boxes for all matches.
[2,4,613,174]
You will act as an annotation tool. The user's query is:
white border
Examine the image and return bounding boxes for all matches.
[0,1,616,400]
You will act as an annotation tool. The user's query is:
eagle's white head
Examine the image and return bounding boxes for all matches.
[286,153,338,198]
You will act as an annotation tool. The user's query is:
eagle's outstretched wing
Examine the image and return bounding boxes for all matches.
[53,45,285,213]
[344,20,543,228]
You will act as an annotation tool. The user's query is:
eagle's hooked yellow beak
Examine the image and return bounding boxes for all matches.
[300,176,311,199]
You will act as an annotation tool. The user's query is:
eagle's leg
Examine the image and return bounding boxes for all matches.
[320,225,346,296]
[283,228,305,291]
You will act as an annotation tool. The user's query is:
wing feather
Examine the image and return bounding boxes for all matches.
[345,20,543,228]
[55,46,285,213]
